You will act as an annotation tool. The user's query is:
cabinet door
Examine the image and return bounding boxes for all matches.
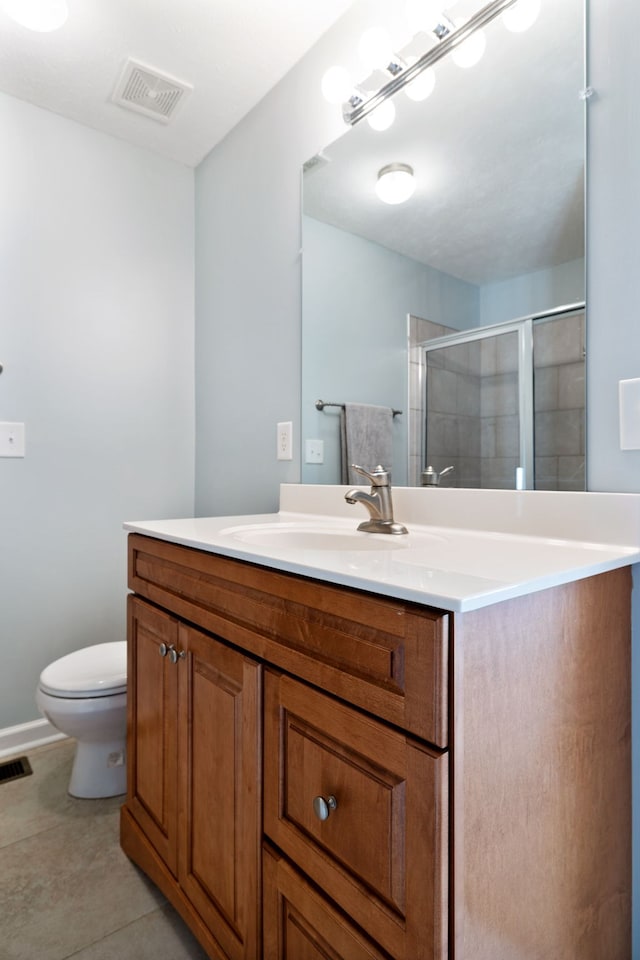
[178,623,262,960]
[263,845,389,960]
[264,671,448,960]
[126,595,179,875]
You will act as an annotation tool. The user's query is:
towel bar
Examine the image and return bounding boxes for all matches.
[315,399,402,417]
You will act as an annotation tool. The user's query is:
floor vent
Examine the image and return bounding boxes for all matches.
[0,756,32,785]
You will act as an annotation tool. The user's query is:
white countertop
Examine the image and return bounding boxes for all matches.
[124,485,640,612]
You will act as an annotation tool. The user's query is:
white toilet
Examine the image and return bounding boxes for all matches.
[36,641,127,799]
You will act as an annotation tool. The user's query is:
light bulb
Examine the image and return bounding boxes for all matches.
[367,99,396,132]
[503,0,541,33]
[321,66,353,104]
[358,27,394,73]
[2,0,68,31]
[375,164,415,205]
[405,0,442,35]
[451,23,486,69]
[404,58,436,102]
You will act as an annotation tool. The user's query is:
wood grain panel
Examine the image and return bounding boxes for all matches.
[264,670,448,960]
[451,569,632,960]
[263,845,391,960]
[178,623,262,960]
[128,533,449,746]
[126,595,179,875]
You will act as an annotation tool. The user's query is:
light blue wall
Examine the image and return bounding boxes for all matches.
[301,217,478,484]
[480,258,585,326]
[0,92,195,728]
[586,1,640,953]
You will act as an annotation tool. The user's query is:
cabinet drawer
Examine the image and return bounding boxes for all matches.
[263,845,389,960]
[264,671,448,960]
[128,534,449,745]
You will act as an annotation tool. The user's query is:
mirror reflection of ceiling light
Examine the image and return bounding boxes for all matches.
[503,0,540,33]
[375,163,415,205]
[2,0,68,31]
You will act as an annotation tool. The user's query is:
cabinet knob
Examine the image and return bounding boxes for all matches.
[168,647,186,665]
[159,642,169,658]
[313,794,337,821]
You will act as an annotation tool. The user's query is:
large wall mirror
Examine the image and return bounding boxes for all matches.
[301,0,585,490]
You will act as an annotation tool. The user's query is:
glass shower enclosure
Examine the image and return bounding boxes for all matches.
[409,304,586,490]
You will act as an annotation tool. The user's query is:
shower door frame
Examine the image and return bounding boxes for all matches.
[414,301,585,491]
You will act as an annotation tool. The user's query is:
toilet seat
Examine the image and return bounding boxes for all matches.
[39,642,127,699]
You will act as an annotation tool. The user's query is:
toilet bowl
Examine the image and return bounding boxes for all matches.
[36,642,127,799]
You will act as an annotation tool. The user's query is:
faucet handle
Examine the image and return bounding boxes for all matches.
[351,464,390,486]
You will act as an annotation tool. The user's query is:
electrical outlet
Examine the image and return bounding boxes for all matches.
[277,421,293,460]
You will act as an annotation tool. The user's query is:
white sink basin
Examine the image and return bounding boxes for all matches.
[219,522,415,551]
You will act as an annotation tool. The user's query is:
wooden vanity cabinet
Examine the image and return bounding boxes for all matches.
[123,594,262,960]
[121,533,632,960]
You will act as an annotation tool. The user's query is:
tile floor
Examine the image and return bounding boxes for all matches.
[0,739,209,960]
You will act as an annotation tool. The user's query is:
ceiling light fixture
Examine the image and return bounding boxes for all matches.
[375,163,415,205]
[321,0,519,127]
[2,0,68,32]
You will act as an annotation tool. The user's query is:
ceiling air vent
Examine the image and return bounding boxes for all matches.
[112,59,192,124]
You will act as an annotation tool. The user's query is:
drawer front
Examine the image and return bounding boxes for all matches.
[128,533,449,746]
[263,845,389,960]
[264,671,448,960]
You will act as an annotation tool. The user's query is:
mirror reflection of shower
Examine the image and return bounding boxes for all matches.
[408,304,586,490]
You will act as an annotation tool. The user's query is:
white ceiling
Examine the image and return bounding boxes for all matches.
[0,0,356,167]
[303,0,585,287]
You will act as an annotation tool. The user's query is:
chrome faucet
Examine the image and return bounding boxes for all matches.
[345,464,408,535]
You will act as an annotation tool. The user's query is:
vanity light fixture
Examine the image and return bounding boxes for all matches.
[367,99,396,131]
[357,26,397,74]
[322,0,520,128]
[375,164,415,205]
[451,20,487,68]
[502,0,540,33]
[404,59,436,102]
[2,0,68,31]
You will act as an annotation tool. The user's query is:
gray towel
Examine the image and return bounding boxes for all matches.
[340,403,393,484]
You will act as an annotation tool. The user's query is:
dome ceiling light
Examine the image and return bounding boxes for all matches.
[375,164,416,205]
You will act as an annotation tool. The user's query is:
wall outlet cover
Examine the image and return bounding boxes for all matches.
[277,421,293,461]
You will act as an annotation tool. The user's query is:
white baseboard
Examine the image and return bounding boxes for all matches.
[0,719,67,760]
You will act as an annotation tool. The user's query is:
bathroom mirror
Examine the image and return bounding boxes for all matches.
[301,0,585,489]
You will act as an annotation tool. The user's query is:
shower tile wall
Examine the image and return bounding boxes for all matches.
[479,332,520,488]
[410,311,586,490]
[533,311,585,491]
[409,316,481,487]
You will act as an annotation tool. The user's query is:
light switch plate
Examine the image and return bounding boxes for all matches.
[305,439,324,464]
[0,422,25,457]
[619,378,640,450]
